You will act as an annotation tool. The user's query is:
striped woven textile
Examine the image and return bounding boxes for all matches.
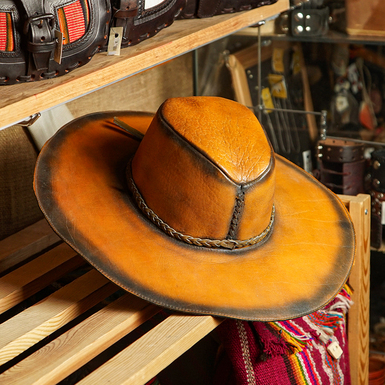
[0,12,14,52]
[57,0,90,45]
[214,286,353,384]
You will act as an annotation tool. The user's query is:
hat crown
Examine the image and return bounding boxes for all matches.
[131,97,275,245]
[161,97,272,184]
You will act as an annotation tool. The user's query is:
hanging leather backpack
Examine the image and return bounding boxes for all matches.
[178,0,278,19]
[109,0,185,48]
[0,0,111,85]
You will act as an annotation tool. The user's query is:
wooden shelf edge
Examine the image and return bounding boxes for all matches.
[0,0,289,130]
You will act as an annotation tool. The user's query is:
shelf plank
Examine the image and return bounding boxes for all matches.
[0,270,116,365]
[0,294,160,385]
[0,219,61,275]
[0,0,289,130]
[0,243,82,314]
[78,314,222,385]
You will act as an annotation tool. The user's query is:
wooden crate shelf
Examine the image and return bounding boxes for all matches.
[0,194,370,385]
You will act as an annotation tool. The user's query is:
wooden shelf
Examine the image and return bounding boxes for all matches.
[238,26,385,46]
[0,0,289,130]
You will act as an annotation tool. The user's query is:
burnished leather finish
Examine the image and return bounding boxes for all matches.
[132,98,275,240]
[0,0,110,85]
[34,97,356,321]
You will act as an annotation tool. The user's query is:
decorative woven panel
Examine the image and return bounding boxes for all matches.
[57,0,90,45]
[0,12,14,52]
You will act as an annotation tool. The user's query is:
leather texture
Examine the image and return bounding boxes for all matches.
[0,0,110,85]
[318,137,364,163]
[371,149,385,193]
[34,97,356,321]
[320,160,365,195]
[177,0,278,19]
[370,189,384,249]
[318,138,365,195]
[110,0,185,48]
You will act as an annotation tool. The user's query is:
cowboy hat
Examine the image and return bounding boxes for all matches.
[34,96,355,321]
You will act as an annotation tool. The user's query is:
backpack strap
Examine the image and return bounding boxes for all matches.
[113,0,139,45]
[20,0,56,72]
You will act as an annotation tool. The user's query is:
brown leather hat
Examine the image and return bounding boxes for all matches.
[34,97,355,321]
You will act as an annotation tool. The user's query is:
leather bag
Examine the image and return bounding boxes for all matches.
[110,0,185,48]
[178,0,278,19]
[0,0,110,85]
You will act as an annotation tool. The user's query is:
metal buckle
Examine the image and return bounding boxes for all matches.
[23,13,55,35]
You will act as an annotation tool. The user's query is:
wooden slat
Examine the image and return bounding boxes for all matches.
[78,314,223,385]
[0,243,83,313]
[0,270,117,365]
[0,0,289,130]
[0,220,60,275]
[339,194,371,385]
[0,293,161,385]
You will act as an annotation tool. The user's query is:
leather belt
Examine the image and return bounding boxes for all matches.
[317,138,364,163]
[370,189,385,249]
[319,159,365,195]
[317,138,365,195]
[371,149,385,193]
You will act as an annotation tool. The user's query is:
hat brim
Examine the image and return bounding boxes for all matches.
[34,112,355,321]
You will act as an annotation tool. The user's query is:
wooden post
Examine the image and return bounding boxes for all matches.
[339,194,371,385]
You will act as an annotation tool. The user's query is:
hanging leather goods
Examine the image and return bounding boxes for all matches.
[369,149,385,249]
[0,0,111,85]
[370,189,385,249]
[317,137,365,195]
[109,0,185,48]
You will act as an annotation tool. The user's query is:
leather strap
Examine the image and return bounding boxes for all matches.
[20,0,56,72]
[370,189,385,249]
[371,212,382,249]
[371,149,385,192]
[113,0,139,43]
[320,159,365,195]
[197,0,222,17]
[317,138,364,163]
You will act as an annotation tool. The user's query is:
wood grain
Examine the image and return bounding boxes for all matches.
[0,243,83,313]
[0,294,160,385]
[0,270,117,365]
[0,220,60,275]
[0,0,289,129]
[339,194,370,385]
[78,314,223,385]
